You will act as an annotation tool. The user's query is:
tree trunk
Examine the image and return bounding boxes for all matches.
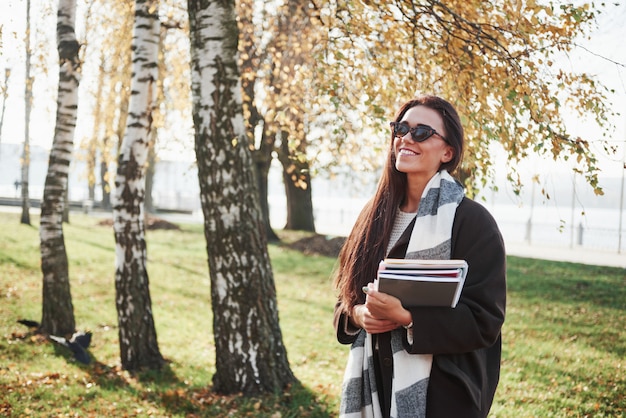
[62,187,69,223]
[20,144,30,224]
[100,157,111,209]
[238,1,279,242]
[278,131,315,232]
[252,129,279,242]
[21,0,33,226]
[144,132,156,214]
[0,69,10,159]
[144,26,165,217]
[112,0,163,372]
[187,0,296,394]
[87,53,106,204]
[39,0,80,337]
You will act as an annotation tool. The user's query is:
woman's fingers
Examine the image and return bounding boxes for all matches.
[364,322,397,334]
[365,291,403,319]
[361,314,398,334]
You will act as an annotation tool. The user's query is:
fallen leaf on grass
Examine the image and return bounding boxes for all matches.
[0,402,12,415]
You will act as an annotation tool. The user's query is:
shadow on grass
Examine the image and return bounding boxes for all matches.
[165,381,337,418]
[149,257,208,278]
[64,229,114,254]
[48,340,335,417]
[0,252,40,271]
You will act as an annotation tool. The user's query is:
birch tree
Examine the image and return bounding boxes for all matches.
[187,0,296,394]
[39,0,80,337]
[112,0,164,371]
[20,0,33,225]
[0,69,10,158]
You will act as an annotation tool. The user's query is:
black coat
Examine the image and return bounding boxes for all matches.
[334,197,507,417]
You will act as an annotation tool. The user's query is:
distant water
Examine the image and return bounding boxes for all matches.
[270,196,625,253]
[1,142,623,252]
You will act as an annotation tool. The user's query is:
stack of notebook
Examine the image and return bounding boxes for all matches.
[375,259,469,308]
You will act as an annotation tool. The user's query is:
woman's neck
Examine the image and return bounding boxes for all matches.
[401,172,437,212]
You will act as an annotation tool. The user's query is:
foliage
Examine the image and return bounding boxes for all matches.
[74,0,134,203]
[225,0,622,218]
[12,0,617,237]
[1,211,625,416]
[314,0,617,196]
[75,0,191,200]
[243,0,326,163]
[8,1,620,213]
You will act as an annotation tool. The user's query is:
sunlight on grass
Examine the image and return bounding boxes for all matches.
[1,211,624,417]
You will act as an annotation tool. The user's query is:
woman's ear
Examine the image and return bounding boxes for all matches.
[441,145,454,164]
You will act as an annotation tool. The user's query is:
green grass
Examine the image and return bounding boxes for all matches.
[1,211,625,417]
[491,258,626,417]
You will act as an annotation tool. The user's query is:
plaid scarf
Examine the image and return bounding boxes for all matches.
[339,171,464,418]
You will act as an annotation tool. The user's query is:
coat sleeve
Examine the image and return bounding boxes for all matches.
[333,301,362,345]
[403,198,507,355]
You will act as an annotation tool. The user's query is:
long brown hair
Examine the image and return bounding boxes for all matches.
[333,95,464,311]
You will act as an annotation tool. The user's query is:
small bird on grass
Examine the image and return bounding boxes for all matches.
[48,331,93,365]
[17,319,93,365]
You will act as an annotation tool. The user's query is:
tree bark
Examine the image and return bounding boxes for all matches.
[252,129,279,242]
[112,0,163,372]
[0,69,10,160]
[144,25,166,217]
[187,0,296,394]
[20,0,33,225]
[39,0,80,337]
[144,139,156,214]
[87,53,107,204]
[281,166,315,232]
[100,157,111,210]
[278,130,315,232]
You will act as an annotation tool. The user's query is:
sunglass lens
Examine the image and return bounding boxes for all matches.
[392,123,409,137]
[411,127,430,142]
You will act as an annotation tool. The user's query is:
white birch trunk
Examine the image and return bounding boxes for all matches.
[39,0,80,337]
[112,0,163,371]
[188,0,296,394]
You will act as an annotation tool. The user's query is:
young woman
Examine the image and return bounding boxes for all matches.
[333,95,506,418]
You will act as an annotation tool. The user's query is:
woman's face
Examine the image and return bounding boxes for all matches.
[393,105,453,180]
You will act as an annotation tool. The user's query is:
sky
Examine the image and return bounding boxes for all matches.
[0,0,625,179]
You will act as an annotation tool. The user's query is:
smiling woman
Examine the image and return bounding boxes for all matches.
[391,105,456,208]
[333,94,507,418]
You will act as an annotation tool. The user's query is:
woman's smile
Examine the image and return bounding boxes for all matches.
[398,147,419,156]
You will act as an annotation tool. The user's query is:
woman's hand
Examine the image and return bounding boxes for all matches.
[351,303,398,334]
[351,284,413,334]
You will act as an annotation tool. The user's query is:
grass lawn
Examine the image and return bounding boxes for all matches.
[0,211,624,417]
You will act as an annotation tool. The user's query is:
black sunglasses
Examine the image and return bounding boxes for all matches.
[389,121,447,143]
